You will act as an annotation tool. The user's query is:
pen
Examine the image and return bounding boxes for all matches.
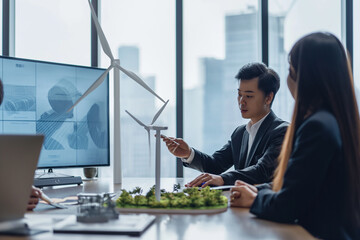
[40,192,67,209]
[160,134,180,153]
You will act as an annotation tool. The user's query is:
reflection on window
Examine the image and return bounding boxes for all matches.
[269,0,342,122]
[184,1,260,178]
[101,0,176,177]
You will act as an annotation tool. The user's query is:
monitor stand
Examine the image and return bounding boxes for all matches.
[33,169,83,188]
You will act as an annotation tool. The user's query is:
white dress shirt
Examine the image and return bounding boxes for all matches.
[182,112,270,164]
[245,112,270,156]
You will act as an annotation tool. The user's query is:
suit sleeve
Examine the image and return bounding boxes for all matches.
[249,119,339,223]
[220,124,287,185]
[256,183,272,191]
[183,140,235,175]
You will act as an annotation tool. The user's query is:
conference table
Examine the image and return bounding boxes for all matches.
[1,178,316,240]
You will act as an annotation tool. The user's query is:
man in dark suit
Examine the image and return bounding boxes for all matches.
[162,62,288,187]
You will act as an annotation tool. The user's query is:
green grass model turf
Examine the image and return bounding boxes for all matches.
[116,186,228,209]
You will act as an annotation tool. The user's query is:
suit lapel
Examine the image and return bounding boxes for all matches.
[238,130,249,169]
[245,111,276,167]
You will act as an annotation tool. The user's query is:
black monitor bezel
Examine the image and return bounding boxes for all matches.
[0,55,110,169]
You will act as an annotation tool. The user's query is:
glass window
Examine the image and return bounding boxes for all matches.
[183,0,260,178]
[15,0,90,66]
[101,0,176,177]
[269,0,342,122]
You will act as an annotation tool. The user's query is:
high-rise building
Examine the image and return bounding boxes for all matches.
[222,13,260,137]
[183,86,204,178]
[118,46,140,73]
[268,15,293,122]
[184,87,203,149]
[118,46,155,115]
[200,57,225,153]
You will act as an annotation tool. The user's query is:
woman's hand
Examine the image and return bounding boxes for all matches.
[234,180,258,193]
[230,183,257,208]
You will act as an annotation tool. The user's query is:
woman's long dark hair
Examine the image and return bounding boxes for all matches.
[273,32,360,226]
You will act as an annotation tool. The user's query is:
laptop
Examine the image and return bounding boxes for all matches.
[0,135,44,225]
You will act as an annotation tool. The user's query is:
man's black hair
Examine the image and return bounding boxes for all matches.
[235,62,280,106]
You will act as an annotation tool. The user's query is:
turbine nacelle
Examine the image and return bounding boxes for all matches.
[125,100,169,130]
[145,126,168,131]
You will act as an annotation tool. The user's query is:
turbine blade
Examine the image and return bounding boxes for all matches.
[151,99,169,125]
[88,0,114,61]
[114,63,165,103]
[67,66,112,112]
[125,110,147,127]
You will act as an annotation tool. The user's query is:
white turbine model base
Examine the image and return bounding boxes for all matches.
[150,126,168,201]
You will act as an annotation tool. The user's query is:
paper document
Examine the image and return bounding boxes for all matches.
[53,214,155,236]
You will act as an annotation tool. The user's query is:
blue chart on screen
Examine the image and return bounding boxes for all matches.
[0,56,109,168]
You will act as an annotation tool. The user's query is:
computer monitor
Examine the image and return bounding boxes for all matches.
[0,56,109,184]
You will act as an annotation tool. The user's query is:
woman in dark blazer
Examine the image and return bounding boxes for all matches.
[230,32,360,240]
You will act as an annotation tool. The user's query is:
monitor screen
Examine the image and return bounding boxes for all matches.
[0,56,109,169]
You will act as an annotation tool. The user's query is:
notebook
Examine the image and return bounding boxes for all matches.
[0,135,44,234]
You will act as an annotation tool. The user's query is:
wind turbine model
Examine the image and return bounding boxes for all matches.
[125,100,169,201]
[68,0,167,184]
